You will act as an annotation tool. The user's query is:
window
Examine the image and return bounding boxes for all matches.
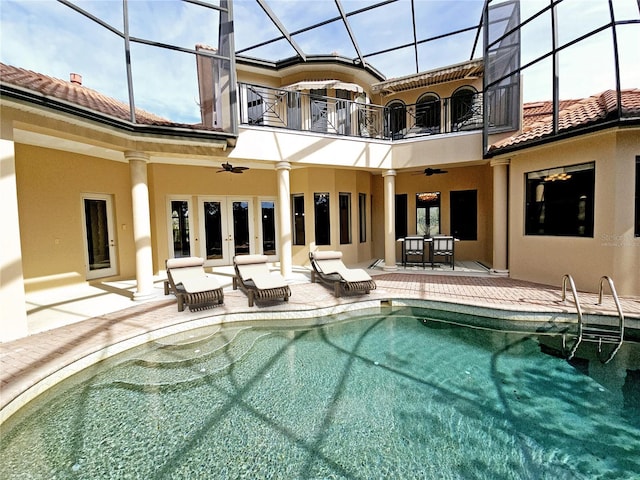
[246,86,264,125]
[415,93,440,134]
[170,200,190,257]
[451,87,478,131]
[292,194,305,246]
[359,193,367,243]
[386,100,406,139]
[310,89,327,132]
[635,157,640,237]
[287,91,301,130]
[314,192,330,245]
[450,190,477,240]
[416,192,441,237]
[525,162,595,237]
[260,200,276,255]
[336,89,351,135]
[395,194,407,239]
[339,192,352,244]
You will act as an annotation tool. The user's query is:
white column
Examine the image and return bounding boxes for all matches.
[0,139,29,341]
[126,151,155,300]
[276,161,292,278]
[382,169,397,271]
[490,158,510,275]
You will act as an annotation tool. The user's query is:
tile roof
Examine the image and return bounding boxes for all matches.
[371,59,484,95]
[489,89,640,152]
[0,63,214,131]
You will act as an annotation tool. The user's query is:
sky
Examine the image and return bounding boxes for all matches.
[1,0,638,124]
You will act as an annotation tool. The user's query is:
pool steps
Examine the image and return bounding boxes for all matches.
[96,327,272,389]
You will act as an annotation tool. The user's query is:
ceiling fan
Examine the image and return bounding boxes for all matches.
[416,168,448,176]
[216,162,249,174]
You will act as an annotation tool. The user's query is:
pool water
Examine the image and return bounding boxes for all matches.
[1,308,639,479]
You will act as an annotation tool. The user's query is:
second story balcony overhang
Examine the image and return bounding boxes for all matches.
[238,82,484,143]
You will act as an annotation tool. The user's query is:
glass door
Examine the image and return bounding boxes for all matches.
[259,198,278,258]
[168,199,192,258]
[82,194,117,279]
[199,197,254,266]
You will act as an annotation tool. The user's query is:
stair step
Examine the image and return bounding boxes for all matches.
[95,328,271,389]
[582,333,622,344]
[136,326,247,365]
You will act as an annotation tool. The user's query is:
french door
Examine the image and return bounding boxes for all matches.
[199,197,254,266]
[82,194,117,279]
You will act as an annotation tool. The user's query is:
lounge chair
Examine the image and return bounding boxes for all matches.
[309,250,377,297]
[164,257,224,311]
[233,254,291,307]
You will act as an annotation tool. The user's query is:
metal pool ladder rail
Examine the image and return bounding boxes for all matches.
[561,274,625,364]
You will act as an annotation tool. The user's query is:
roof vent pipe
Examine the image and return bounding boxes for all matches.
[70,73,82,85]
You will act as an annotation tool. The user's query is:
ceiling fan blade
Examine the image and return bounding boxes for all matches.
[423,168,448,176]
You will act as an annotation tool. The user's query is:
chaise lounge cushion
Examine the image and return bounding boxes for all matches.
[233,254,291,307]
[311,251,372,282]
[165,257,224,311]
[233,254,288,289]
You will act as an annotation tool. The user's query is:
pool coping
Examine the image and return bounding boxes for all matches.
[2,295,638,425]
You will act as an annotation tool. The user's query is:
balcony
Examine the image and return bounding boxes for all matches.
[238,83,483,141]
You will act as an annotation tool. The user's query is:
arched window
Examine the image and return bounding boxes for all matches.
[385,100,406,140]
[415,93,440,134]
[451,86,479,131]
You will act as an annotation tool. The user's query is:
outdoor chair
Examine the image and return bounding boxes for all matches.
[309,250,377,297]
[233,254,291,307]
[164,257,224,312]
[430,236,455,270]
[403,236,427,268]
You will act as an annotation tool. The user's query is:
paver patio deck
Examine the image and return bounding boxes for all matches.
[2,270,639,418]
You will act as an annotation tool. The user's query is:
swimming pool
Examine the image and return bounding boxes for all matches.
[1,307,638,478]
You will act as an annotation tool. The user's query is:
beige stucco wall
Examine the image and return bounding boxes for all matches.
[374,77,483,107]
[230,127,393,169]
[384,163,493,265]
[289,167,374,267]
[15,144,136,290]
[149,163,279,269]
[149,163,374,270]
[508,130,639,296]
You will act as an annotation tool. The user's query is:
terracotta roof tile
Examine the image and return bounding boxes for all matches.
[489,89,640,152]
[0,63,215,131]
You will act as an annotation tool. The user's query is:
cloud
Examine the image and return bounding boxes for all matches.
[1,0,636,121]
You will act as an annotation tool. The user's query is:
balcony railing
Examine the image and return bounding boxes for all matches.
[238,82,483,141]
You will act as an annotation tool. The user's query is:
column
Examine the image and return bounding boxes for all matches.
[491,158,510,275]
[276,161,292,278]
[0,139,29,341]
[126,151,155,300]
[382,169,397,271]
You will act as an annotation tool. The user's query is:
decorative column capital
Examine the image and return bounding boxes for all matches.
[382,169,397,177]
[275,161,291,171]
[124,150,150,163]
[490,158,510,167]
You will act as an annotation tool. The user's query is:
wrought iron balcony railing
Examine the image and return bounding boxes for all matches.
[238,82,483,141]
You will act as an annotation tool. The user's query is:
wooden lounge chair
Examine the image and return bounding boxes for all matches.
[309,250,377,297]
[233,254,291,307]
[164,257,224,311]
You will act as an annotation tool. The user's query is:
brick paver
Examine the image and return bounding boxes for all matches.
[2,273,639,416]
